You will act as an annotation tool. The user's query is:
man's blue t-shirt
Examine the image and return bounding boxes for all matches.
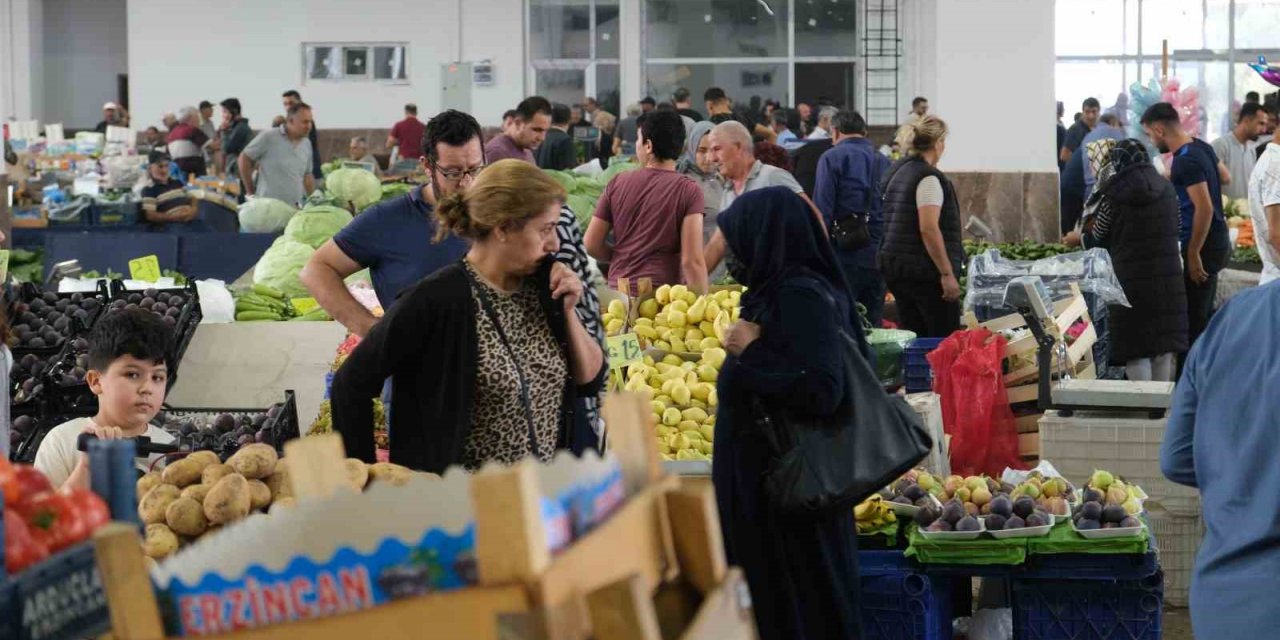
[1169,138,1226,246]
[332,185,469,309]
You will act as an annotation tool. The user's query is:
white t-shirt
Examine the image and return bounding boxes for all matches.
[34,418,176,489]
[1249,144,1280,285]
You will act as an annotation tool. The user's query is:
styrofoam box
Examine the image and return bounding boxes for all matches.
[1037,410,1201,516]
[1148,506,1204,607]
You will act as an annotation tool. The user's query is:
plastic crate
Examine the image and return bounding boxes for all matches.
[1146,506,1202,607]
[1037,411,1201,516]
[860,571,953,640]
[0,541,112,640]
[902,337,944,393]
[1011,572,1163,640]
[858,550,919,576]
[91,198,140,225]
[158,390,300,458]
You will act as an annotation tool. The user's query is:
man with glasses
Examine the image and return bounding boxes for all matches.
[300,110,478,335]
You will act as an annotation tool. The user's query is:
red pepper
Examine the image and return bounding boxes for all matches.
[61,487,111,535]
[20,491,88,553]
[4,508,48,573]
[7,465,54,507]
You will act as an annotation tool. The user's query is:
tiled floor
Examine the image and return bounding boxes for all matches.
[1164,607,1194,639]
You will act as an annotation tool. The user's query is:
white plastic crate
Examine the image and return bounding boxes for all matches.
[1038,410,1201,515]
[1148,505,1204,607]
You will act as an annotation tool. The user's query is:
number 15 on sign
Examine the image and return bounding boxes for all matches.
[607,333,643,370]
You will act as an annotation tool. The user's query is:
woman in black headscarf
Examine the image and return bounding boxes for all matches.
[1085,139,1187,381]
[714,186,865,640]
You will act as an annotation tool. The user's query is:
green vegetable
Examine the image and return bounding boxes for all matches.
[238,197,298,233]
[283,205,353,249]
[379,183,413,202]
[252,237,316,298]
[1232,246,1261,264]
[252,283,286,300]
[236,310,284,321]
[290,308,333,321]
[324,168,382,213]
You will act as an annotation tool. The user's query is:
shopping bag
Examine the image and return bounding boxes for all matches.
[928,328,1023,477]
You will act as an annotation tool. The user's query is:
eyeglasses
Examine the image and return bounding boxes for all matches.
[433,164,486,182]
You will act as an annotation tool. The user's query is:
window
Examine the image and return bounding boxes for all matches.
[303,43,408,84]
[645,62,791,109]
[527,0,620,116]
[644,0,790,59]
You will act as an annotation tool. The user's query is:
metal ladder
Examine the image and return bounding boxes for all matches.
[862,0,902,127]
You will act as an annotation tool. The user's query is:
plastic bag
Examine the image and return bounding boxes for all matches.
[927,328,1024,478]
[866,328,916,387]
[195,279,235,324]
[968,607,1013,640]
[964,248,1130,314]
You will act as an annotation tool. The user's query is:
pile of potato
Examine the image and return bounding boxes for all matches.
[136,444,415,560]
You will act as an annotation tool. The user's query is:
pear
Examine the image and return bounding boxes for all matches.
[697,364,719,383]
[687,298,708,323]
[607,299,626,318]
[971,487,992,506]
[1122,497,1143,515]
[639,299,659,319]
[662,408,682,426]
[681,407,709,423]
[655,285,672,305]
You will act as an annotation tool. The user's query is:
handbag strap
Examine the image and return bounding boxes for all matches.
[466,267,543,459]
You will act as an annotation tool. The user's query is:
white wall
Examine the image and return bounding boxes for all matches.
[43,0,126,128]
[925,0,1057,172]
[0,0,44,122]
[128,0,523,130]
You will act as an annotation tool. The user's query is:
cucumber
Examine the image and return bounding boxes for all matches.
[236,310,283,322]
[252,283,286,300]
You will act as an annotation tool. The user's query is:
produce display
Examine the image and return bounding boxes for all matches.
[307,399,388,450]
[853,494,898,534]
[324,168,382,213]
[1072,469,1144,531]
[962,239,1078,261]
[238,197,299,234]
[601,298,628,337]
[11,290,103,349]
[135,446,418,560]
[632,285,740,354]
[159,401,293,456]
[253,237,317,298]
[543,162,641,230]
[234,283,333,322]
[621,350,722,462]
[104,286,191,328]
[1,458,112,574]
[284,204,354,249]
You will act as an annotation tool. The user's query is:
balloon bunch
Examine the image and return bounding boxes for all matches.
[1126,76,1203,153]
[1249,56,1280,88]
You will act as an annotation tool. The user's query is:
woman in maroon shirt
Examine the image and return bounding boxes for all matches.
[584,111,708,294]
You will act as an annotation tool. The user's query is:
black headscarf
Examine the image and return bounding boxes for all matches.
[717,187,866,351]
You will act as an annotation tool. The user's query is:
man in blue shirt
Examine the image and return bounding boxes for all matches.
[300,110,478,335]
[813,109,892,324]
[1142,102,1233,348]
[771,109,802,150]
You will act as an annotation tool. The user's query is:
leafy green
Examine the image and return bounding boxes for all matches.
[284,205,353,249]
[545,160,641,231]
[380,183,413,202]
[253,237,316,298]
[238,197,298,233]
[325,168,382,212]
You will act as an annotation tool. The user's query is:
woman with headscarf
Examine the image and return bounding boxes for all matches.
[714,186,866,640]
[680,121,727,281]
[1085,139,1188,381]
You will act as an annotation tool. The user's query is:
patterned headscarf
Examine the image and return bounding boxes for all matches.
[1085,138,1153,217]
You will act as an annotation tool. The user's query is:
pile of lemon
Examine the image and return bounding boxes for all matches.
[621,348,726,461]
[633,285,741,354]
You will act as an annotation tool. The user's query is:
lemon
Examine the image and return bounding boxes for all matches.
[685,370,700,387]
[662,407,682,426]
[639,298,659,319]
[655,285,672,305]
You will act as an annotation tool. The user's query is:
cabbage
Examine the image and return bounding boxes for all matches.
[600,159,640,184]
[284,205,353,248]
[566,194,596,231]
[545,170,577,192]
[380,183,413,202]
[238,197,297,233]
[253,237,315,298]
[325,168,381,212]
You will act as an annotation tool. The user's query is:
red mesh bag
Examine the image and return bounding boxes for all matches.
[927,328,1024,477]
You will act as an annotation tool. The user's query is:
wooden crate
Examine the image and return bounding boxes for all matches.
[93,394,756,640]
[963,285,1097,406]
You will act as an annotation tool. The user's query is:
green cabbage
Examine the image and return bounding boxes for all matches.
[380,183,413,202]
[284,205,353,248]
[253,237,315,298]
[325,168,382,212]
[545,170,577,192]
[238,197,297,233]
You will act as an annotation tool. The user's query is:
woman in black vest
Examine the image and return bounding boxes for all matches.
[1084,139,1187,381]
[878,116,964,337]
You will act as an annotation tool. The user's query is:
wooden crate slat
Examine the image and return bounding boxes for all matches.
[678,569,757,640]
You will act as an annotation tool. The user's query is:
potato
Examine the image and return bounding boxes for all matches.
[265,469,292,501]
[345,459,370,490]
[136,472,162,499]
[161,458,203,488]
[367,462,413,487]
[228,444,278,479]
[143,524,180,559]
[165,497,209,537]
[138,484,182,525]
[247,479,271,510]
[203,474,251,525]
[202,464,235,485]
[270,496,296,512]
[181,483,213,503]
[185,450,220,471]
[272,458,289,475]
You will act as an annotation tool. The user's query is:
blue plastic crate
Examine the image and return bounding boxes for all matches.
[860,571,953,640]
[1011,572,1163,640]
[859,550,919,576]
[902,337,945,393]
[91,199,140,226]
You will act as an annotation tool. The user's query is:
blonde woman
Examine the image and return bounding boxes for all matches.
[593,110,617,166]
[332,159,606,472]
[878,115,964,337]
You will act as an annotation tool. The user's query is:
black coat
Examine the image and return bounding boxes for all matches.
[1092,163,1189,363]
[331,258,606,472]
[791,139,833,197]
[878,156,964,282]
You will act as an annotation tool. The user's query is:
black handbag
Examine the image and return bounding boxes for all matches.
[751,326,933,515]
[831,215,871,252]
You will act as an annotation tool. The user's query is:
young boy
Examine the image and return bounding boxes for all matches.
[35,309,176,490]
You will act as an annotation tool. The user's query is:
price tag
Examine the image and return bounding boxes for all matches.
[0,250,10,282]
[128,255,161,282]
[291,297,319,315]
[606,333,643,370]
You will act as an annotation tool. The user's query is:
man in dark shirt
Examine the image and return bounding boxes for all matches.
[281,90,323,180]
[1061,97,1100,165]
[140,151,198,227]
[673,88,703,122]
[813,109,892,325]
[1056,101,1067,171]
[1142,102,1233,348]
[537,103,580,171]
